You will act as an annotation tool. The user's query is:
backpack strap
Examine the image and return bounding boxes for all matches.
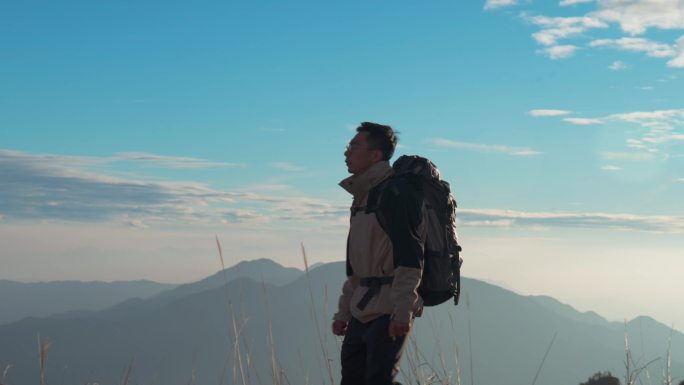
[356,276,394,310]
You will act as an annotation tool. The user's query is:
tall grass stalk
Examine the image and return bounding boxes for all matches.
[427,312,451,384]
[465,293,474,385]
[230,294,249,385]
[402,334,445,384]
[119,358,134,385]
[448,312,462,385]
[663,329,673,385]
[623,321,659,385]
[301,243,335,385]
[260,279,281,385]
[2,364,12,385]
[215,235,249,385]
[531,331,557,385]
[37,334,51,385]
[188,367,197,385]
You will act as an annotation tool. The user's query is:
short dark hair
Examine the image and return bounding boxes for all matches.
[356,122,398,161]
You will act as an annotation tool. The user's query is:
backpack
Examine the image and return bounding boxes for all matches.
[368,155,463,306]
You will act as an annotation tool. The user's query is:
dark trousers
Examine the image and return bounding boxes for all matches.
[340,315,409,385]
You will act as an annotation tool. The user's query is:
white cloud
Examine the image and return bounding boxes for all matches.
[460,208,684,233]
[528,107,683,154]
[590,37,676,58]
[601,151,656,161]
[427,138,542,156]
[636,85,654,90]
[529,16,607,46]
[591,0,684,35]
[559,109,684,152]
[676,178,684,183]
[529,109,571,117]
[658,74,679,83]
[516,1,684,67]
[667,36,684,68]
[609,60,628,70]
[0,150,345,227]
[560,0,594,5]
[563,117,604,125]
[541,45,579,59]
[601,165,622,171]
[271,162,305,172]
[609,109,684,131]
[115,152,242,169]
[484,0,518,11]
[247,184,292,191]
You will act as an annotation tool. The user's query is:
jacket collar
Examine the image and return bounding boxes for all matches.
[339,161,394,200]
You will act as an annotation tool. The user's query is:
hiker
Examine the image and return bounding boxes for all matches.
[332,122,424,385]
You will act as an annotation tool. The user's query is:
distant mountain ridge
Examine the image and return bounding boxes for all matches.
[153,257,303,302]
[0,279,177,325]
[0,259,681,385]
[0,259,304,326]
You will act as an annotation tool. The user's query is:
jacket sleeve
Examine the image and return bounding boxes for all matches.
[382,179,424,322]
[333,275,359,322]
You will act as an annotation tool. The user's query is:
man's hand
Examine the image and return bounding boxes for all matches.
[332,320,348,336]
[389,320,410,341]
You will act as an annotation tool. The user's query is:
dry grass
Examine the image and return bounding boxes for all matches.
[37,334,50,385]
[120,358,135,385]
[2,364,12,385]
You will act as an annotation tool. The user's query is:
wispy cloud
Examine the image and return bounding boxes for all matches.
[0,150,343,227]
[636,85,654,91]
[114,152,243,169]
[563,117,604,125]
[539,108,684,153]
[668,36,684,68]
[5,149,680,234]
[542,45,579,59]
[560,0,594,6]
[589,37,677,58]
[610,109,684,125]
[484,0,518,11]
[601,151,656,161]
[506,2,684,66]
[427,138,542,156]
[528,15,607,46]
[591,0,684,35]
[271,162,306,172]
[247,183,292,191]
[609,60,628,70]
[529,109,571,117]
[601,165,622,171]
[460,208,684,233]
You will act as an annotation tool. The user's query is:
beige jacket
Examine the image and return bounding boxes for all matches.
[333,161,424,323]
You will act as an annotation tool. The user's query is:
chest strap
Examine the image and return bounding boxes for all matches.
[356,276,394,310]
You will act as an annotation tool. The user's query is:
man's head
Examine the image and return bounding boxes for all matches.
[344,122,398,175]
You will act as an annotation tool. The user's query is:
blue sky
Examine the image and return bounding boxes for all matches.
[2,0,683,329]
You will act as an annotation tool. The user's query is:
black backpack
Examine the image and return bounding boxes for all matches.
[368,155,463,306]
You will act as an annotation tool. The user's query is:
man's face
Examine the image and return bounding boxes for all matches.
[344,132,381,175]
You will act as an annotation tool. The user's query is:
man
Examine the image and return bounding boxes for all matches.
[332,122,425,385]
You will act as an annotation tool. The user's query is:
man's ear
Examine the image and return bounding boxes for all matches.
[371,149,383,163]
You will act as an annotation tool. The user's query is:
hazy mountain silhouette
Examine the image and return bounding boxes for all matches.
[0,279,176,325]
[79,258,305,322]
[0,260,681,385]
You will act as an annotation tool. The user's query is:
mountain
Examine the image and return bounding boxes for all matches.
[81,258,305,322]
[0,279,176,325]
[0,260,681,385]
[153,257,303,302]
